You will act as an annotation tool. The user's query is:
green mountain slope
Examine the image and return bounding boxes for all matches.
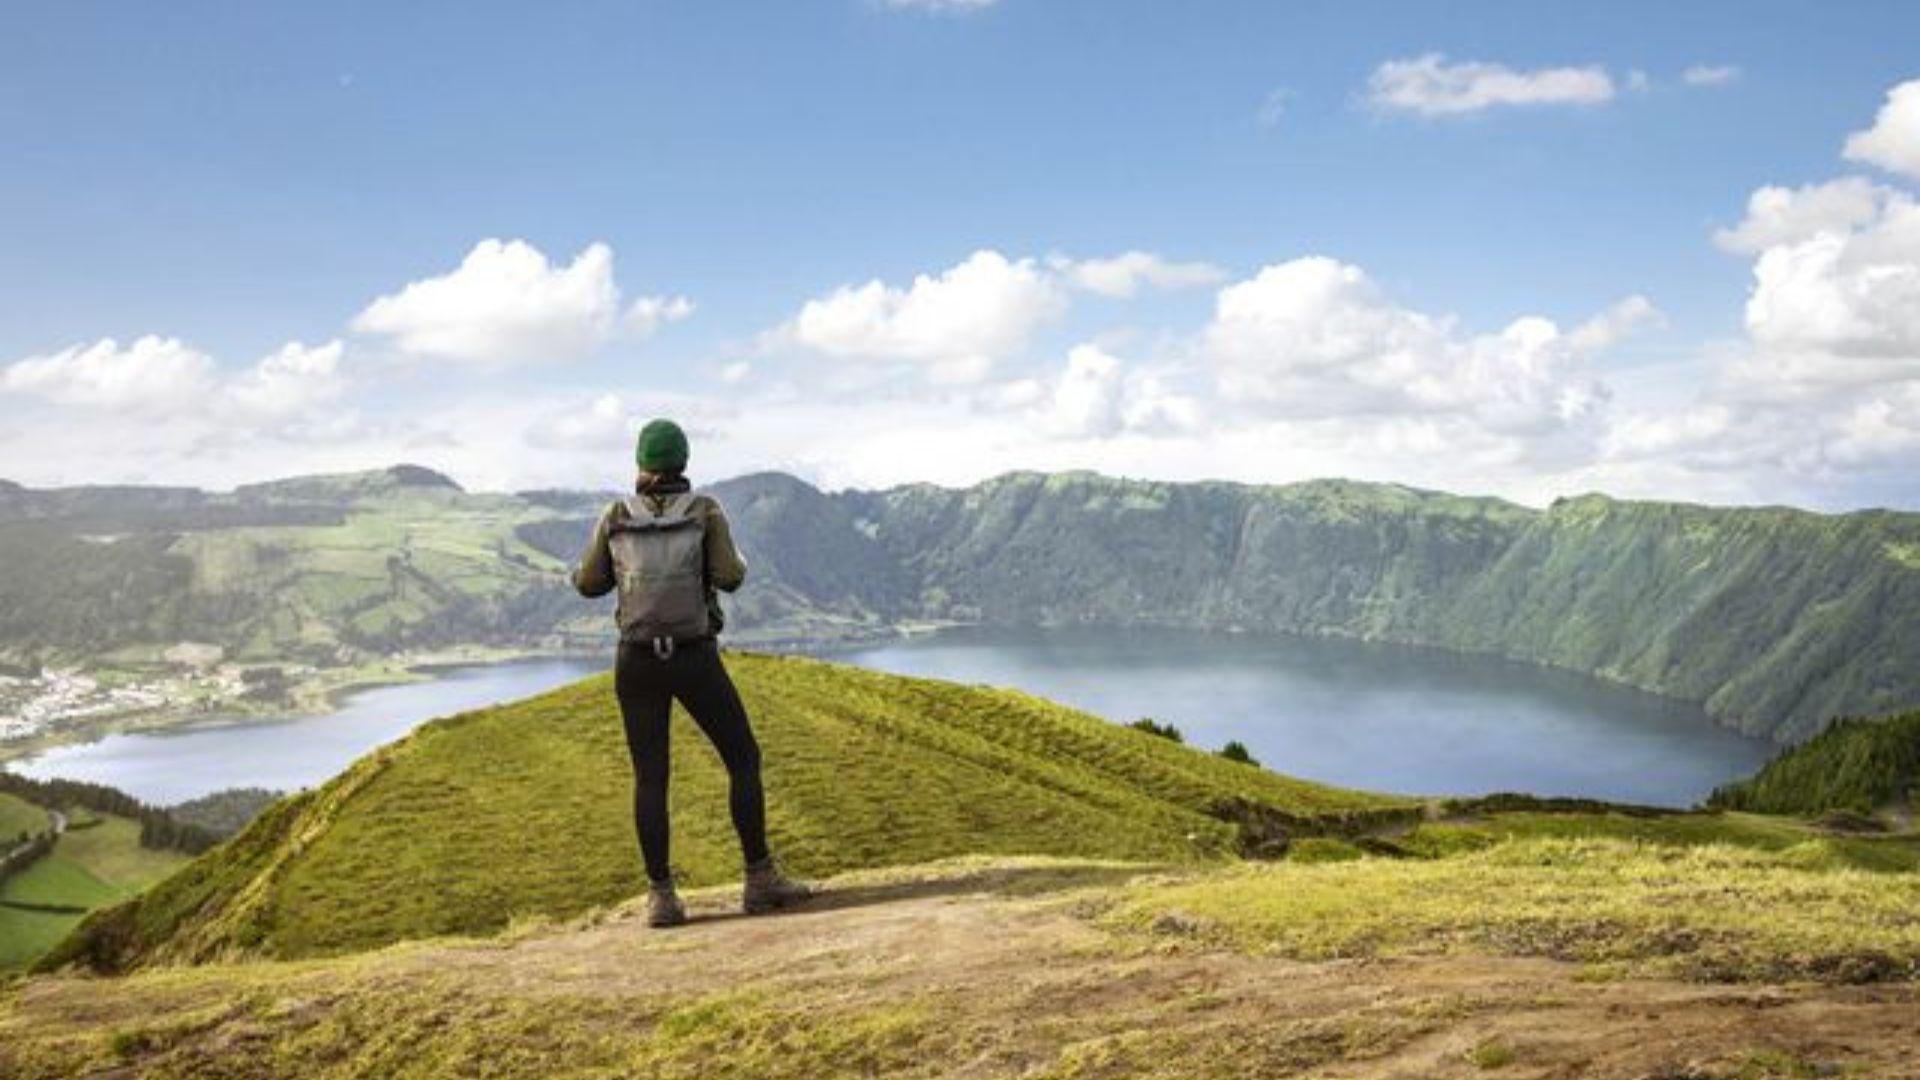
[45,652,1405,971]
[7,465,1918,742]
[1709,709,1920,817]
[0,464,586,672]
[719,471,1920,742]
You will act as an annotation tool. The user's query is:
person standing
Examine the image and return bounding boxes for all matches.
[572,418,812,927]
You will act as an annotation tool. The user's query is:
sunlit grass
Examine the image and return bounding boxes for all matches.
[1106,836,1920,982]
[46,652,1402,969]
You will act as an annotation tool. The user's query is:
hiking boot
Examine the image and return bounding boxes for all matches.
[743,856,813,915]
[646,883,687,928]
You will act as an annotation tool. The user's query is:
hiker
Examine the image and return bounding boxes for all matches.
[571,418,812,927]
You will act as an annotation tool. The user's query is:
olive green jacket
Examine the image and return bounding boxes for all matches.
[571,490,748,636]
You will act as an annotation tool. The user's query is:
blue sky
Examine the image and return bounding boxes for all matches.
[4,1,1920,508]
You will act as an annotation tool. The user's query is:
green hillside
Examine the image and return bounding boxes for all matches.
[0,791,46,840]
[1709,709,1920,818]
[0,464,586,673]
[811,472,1920,743]
[1,813,190,970]
[7,465,1920,744]
[45,652,1407,972]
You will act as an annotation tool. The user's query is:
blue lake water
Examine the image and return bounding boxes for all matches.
[9,659,605,805]
[9,627,1777,808]
[832,626,1777,808]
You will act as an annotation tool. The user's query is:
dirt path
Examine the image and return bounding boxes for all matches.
[6,862,1919,1078]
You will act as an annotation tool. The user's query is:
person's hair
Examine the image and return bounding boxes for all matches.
[635,467,684,494]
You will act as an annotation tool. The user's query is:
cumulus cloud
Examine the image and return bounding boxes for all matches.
[221,340,347,421]
[1200,257,1615,446]
[0,335,356,429]
[626,294,695,337]
[1005,344,1202,439]
[1712,178,1892,255]
[1735,187,1920,373]
[352,240,625,365]
[1610,79,1920,497]
[1569,295,1665,352]
[1681,64,1741,87]
[524,392,635,454]
[1843,78,1920,180]
[784,249,1064,381]
[1,336,216,414]
[1366,54,1615,116]
[1051,251,1228,298]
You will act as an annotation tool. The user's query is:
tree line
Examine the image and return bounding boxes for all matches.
[0,771,221,856]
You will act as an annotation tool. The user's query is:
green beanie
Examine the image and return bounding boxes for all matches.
[635,419,689,472]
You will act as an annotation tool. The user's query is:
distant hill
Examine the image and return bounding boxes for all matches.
[4,466,1918,742]
[0,465,577,670]
[45,653,1404,970]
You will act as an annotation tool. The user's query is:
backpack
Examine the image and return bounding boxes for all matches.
[607,492,711,654]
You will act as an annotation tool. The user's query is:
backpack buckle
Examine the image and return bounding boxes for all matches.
[652,636,675,660]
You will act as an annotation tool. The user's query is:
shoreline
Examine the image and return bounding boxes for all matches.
[0,621,955,769]
[0,644,601,769]
[1,618,1776,777]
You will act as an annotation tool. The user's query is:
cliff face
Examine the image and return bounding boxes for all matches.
[708,471,1920,743]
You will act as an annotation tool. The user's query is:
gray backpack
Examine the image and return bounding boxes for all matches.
[608,492,711,655]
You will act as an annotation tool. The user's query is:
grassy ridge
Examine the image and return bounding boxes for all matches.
[1107,835,1920,982]
[1709,709,1920,817]
[45,652,1404,971]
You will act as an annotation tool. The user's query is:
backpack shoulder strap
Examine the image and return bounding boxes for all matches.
[614,492,699,530]
[662,491,699,522]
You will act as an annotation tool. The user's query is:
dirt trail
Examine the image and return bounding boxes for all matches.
[7,862,1919,1079]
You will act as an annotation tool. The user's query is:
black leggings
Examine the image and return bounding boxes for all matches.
[613,638,770,884]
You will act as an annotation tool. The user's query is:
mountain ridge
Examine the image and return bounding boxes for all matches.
[4,465,1917,744]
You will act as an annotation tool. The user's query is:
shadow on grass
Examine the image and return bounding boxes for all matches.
[680,861,1170,927]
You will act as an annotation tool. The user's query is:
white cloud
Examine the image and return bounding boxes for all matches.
[1200,257,1612,447]
[1843,78,1920,181]
[1008,343,1200,440]
[1,336,215,414]
[1681,64,1741,87]
[718,361,752,385]
[1051,251,1228,298]
[1569,295,1664,351]
[222,340,347,421]
[1606,79,1920,499]
[351,239,622,365]
[625,294,695,337]
[1626,69,1651,94]
[1713,178,1891,255]
[1366,54,1615,117]
[1,334,355,434]
[1738,190,1920,369]
[1039,344,1126,438]
[784,249,1063,381]
[524,392,635,454]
